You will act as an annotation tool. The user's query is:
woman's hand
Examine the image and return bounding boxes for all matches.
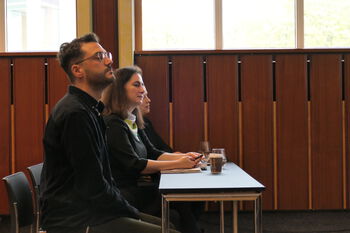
[185,152,202,160]
[176,155,201,168]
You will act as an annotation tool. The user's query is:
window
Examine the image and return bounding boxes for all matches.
[223,0,294,49]
[137,0,350,50]
[304,0,350,48]
[5,0,76,52]
[142,0,214,50]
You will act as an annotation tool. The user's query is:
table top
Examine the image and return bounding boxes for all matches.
[159,162,265,194]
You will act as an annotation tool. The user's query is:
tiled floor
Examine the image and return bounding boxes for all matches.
[2,210,350,233]
[201,210,350,233]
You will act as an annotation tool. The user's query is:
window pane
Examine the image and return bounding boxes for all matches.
[6,0,76,52]
[304,0,350,48]
[223,0,294,49]
[142,0,215,50]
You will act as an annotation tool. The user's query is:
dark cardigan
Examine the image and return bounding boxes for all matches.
[104,114,164,187]
[142,117,173,153]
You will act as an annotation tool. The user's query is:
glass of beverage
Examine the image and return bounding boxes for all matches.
[199,141,211,162]
[212,148,227,165]
[209,153,223,174]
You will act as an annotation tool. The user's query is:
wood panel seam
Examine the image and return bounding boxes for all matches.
[308,101,312,209]
[10,105,15,173]
[169,102,173,148]
[273,101,278,210]
[342,101,347,209]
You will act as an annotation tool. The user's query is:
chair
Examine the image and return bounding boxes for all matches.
[2,172,35,233]
[27,163,43,233]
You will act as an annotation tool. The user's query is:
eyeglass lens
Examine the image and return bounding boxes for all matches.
[98,52,112,61]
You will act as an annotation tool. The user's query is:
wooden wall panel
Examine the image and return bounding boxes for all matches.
[0,58,11,214]
[310,54,343,209]
[241,55,274,210]
[92,0,118,68]
[13,58,45,172]
[275,55,309,209]
[172,56,204,152]
[1,51,348,213]
[135,56,170,144]
[207,55,239,163]
[47,58,69,112]
[346,54,350,207]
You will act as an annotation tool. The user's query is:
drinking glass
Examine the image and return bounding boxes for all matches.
[212,148,227,165]
[198,141,211,162]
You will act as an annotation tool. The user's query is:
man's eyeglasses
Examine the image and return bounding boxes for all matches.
[75,51,112,64]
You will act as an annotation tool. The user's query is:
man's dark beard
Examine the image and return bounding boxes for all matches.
[87,68,115,91]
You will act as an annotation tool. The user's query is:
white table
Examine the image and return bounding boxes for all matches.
[159,162,265,233]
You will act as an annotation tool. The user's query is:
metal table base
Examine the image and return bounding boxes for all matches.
[161,192,262,233]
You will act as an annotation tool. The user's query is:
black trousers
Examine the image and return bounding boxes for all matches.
[46,212,179,233]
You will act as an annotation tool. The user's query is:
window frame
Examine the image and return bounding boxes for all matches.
[135,0,307,51]
[0,0,93,52]
[0,0,5,51]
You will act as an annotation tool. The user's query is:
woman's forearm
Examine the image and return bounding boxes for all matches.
[141,157,196,174]
[158,152,201,161]
[158,153,186,161]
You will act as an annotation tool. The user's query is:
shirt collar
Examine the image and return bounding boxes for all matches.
[126,112,136,123]
[68,85,105,115]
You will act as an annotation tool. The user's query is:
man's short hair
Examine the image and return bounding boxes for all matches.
[57,33,99,82]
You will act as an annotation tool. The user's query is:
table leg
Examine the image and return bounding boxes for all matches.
[232,201,238,233]
[220,201,225,233]
[254,194,262,233]
[161,195,169,233]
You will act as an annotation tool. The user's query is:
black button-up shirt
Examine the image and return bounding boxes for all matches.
[40,86,139,231]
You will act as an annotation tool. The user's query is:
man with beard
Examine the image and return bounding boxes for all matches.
[40,33,179,233]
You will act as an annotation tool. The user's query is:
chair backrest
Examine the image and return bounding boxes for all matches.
[27,163,43,194]
[2,171,34,233]
[27,163,43,233]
